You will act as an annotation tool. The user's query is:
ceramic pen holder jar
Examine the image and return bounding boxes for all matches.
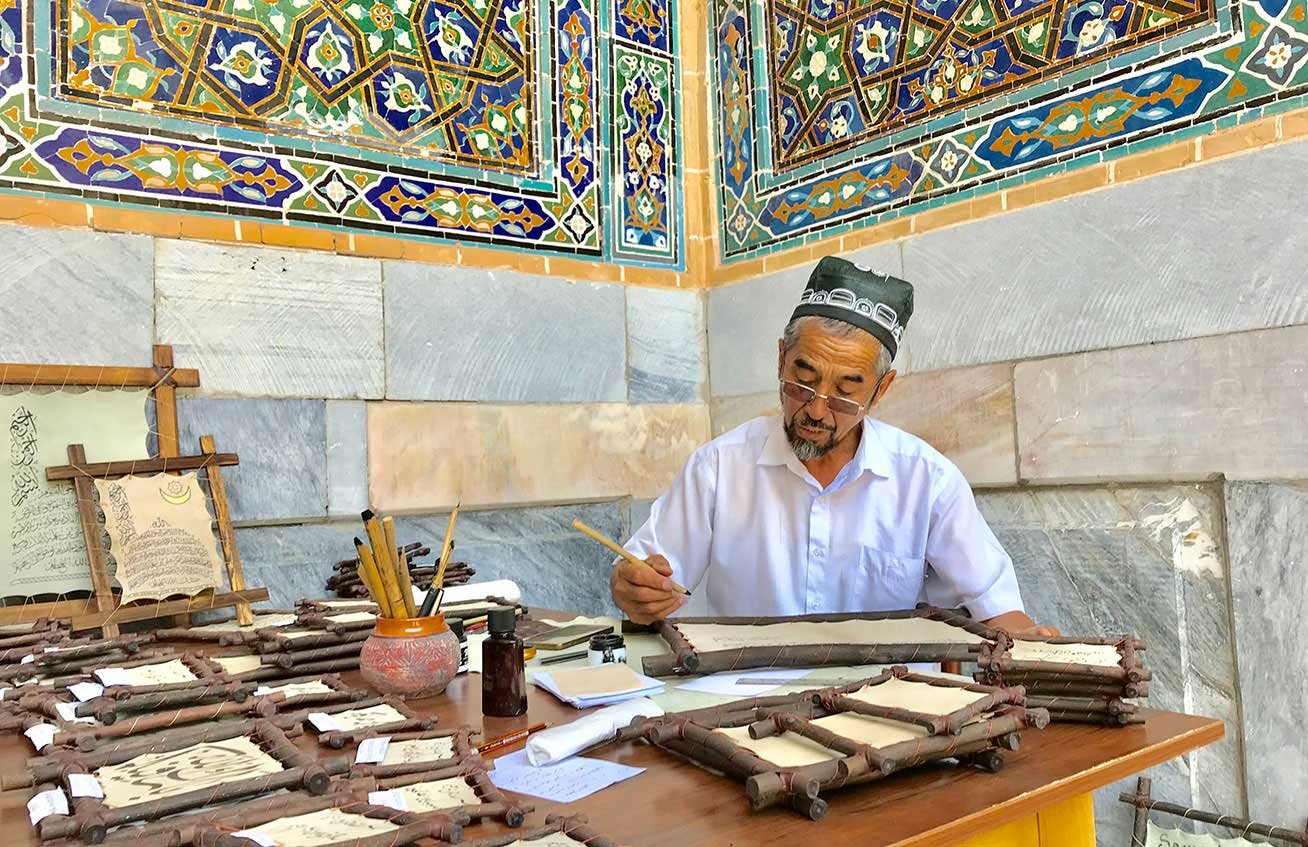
[360,614,460,699]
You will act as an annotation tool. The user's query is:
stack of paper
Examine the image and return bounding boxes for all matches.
[532,664,664,709]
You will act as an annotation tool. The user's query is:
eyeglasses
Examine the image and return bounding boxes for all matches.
[780,380,869,418]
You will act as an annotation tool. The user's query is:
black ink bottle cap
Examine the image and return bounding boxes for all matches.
[488,607,517,635]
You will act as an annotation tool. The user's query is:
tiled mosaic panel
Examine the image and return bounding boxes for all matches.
[0,0,679,265]
[763,0,1215,172]
[715,0,1308,258]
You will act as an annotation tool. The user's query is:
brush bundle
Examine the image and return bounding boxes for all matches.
[328,541,475,599]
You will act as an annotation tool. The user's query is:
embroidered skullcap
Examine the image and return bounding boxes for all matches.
[790,256,914,359]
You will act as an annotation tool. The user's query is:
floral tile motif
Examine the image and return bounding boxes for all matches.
[715,0,1308,260]
[0,0,681,265]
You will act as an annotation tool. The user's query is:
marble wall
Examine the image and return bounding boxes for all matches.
[0,220,708,617]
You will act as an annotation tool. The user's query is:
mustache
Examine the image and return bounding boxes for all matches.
[792,413,835,432]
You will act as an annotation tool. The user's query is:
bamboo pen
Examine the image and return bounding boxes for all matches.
[476,722,547,755]
[571,519,691,596]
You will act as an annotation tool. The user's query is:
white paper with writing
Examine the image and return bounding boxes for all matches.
[68,773,105,799]
[354,736,390,764]
[69,682,104,702]
[367,789,409,812]
[307,713,341,733]
[27,788,69,824]
[488,749,643,802]
[55,702,96,724]
[25,723,56,750]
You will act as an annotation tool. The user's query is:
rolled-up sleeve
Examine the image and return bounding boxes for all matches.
[922,467,1023,620]
[623,446,717,595]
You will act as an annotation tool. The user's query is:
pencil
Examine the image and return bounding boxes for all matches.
[571,519,691,596]
[476,722,547,755]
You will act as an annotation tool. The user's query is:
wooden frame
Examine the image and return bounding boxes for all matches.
[29,719,351,843]
[462,814,624,847]
[1121,776,1308,846]
[152,609,301,645]
[348,727,480,779]
[76,790,466,847]
[641,605,997,677]
[352,758,532,827]
[975,633,1151,725]
[0,635,151,684]
[617,669,1046,820]
[298,696,437,748]
[44,435,268,635]
[0,346,203,630]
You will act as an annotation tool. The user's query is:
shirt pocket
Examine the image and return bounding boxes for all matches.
[856,548,927,612]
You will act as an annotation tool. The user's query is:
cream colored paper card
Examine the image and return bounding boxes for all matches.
[325,611,376,624]
[212,655,263,675]
[1009,640,1123,667]
[98,737,281,808]
[1145,822,1222,847]
[0,388,151,596]
[331,704,407,730]
[677,618,984,652]
[715,726,840,768]
[102,659,199,687]
[503,835,587,847]
[547,664,648,699]
[188,614,299,633]
[848,676,988,716]
[395,777,480,811]
[380,737,456,765]
[243,808,398,847]
[94,472,225,603]
[812,712,928,749]
[262,681,332,698]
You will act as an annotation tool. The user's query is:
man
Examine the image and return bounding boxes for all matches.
[611,256,1056,637]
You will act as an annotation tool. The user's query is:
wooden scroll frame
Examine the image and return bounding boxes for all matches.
[462,814,624,847]
[30,718,351,843]
[231,656,363,684]
[153,610,301,645]
[349,727,480,779]
[0,635,151,684]
[300,696,437,748]
[975,633,1150,725]
[642,605,997,677]
[0,346,207,631]
[44,434,268,635]
[354,758,533,827]
[617,668,1046,820]
[1121,776,1308,846]
[81,791,466,847]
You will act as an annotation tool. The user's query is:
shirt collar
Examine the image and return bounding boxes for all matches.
[757,415,894,479]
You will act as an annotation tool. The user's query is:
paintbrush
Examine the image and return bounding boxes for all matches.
[571,519,691,596]
[383,515,417,617]
[432,503,461,605]
[352,537,391,617]
[362,509,406,619]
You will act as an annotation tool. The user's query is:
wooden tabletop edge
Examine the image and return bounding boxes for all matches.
[891,717,1226,847]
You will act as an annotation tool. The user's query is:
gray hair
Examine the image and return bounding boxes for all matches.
[781,315,893,378]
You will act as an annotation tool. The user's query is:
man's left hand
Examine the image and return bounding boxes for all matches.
[983,610,1061,638]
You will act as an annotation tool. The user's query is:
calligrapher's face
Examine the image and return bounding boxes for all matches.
[777,324,882,459]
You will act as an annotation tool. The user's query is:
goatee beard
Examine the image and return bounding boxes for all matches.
[785,415,836,460]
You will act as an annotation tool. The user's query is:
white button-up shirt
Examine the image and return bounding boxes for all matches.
[625,415,1023,619]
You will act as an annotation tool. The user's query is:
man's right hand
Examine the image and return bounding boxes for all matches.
[610,553,687,625]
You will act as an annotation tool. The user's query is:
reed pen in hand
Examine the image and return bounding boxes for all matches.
[571,519,691,596]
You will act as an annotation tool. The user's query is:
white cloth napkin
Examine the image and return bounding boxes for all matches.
[525,698,664,766]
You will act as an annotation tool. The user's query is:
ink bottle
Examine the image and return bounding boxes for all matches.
[481,607,527,717]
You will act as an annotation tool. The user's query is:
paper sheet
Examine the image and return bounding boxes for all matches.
[254,681,332,698]
[392,777,480,812]
[1145,821,1259,847]
[1010,640,1123,668]
[545,664,650,699]
[27,787,69,825]
[213,654,263,675]
[674,668,817,696]
[96,659,199,687]
[381,737,456,766]
[240,808,398,847]
[354,736,390,764]
[847,676,989,716]
[98,737,282,808]
[0,387,150,597]
[329,703,407,731]
[488,749,643,802]
[95,473,225,603]
[186,613,299,632]
[325,611,376,625]
[676,617,984,652]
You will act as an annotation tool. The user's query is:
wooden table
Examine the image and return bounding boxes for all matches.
[0,654,1223,847]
